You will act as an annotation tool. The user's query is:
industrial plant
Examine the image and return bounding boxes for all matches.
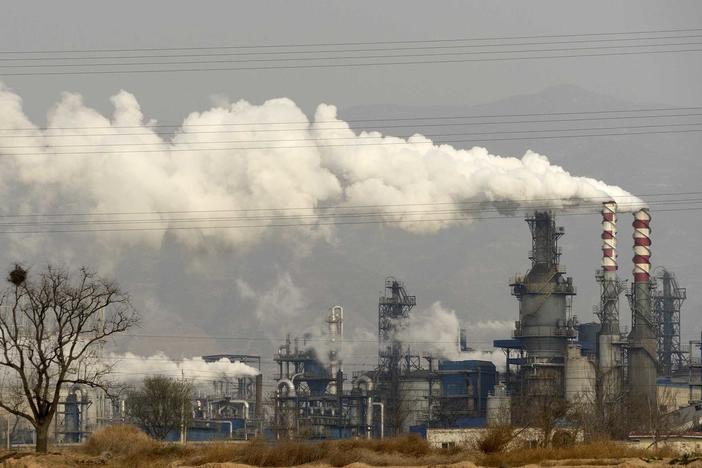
[10,203,699,447]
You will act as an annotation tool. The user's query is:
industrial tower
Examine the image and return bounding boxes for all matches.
[595,202,625,406]
[511,212,576,400]
[627,209,658,413]
[377,278,417,435]
[653,269,687,377]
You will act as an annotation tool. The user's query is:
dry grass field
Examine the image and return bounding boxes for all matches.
[0,425,692,467]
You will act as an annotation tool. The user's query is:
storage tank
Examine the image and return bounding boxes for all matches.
[564,343,596,403]
[486,384,511,426]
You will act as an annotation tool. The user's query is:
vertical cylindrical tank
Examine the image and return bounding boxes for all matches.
[565,344,596,403]
[486,384,511,426]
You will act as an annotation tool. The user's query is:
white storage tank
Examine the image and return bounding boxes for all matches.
[565,343,596,403]
[486,384,511,426]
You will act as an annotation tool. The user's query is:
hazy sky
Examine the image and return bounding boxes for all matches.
[0,1,700,382]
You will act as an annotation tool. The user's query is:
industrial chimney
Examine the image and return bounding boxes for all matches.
[596,202,624,402]
[627,208,657,413]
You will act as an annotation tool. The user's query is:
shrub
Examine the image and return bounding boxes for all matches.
[83,424,157,457]
[477,425,515,453]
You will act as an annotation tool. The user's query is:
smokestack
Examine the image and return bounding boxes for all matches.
[628,208,657,417]
[597,202,623,404]
[601,201,617,276]
[632,209,652,284]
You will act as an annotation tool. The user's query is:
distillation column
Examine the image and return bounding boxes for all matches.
[511,212,576,400]
[628,208,657,411]
[597,201,624,403]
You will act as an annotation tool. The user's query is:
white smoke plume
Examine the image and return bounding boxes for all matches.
[400,302,507,370]
[109,352,259,384]
[0,84,642,254]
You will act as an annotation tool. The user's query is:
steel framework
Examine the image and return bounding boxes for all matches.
[653,269,687,376]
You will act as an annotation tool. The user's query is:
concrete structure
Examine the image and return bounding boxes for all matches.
[486,384,511,426]
[628,209,658,412]
[596,201,625,405]
[628,433,702,453]
[426,427,579,449]
[564,343,596,403]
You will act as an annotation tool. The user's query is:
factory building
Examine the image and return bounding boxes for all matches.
[271,284,500,439]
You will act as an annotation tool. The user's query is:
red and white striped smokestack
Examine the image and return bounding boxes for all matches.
[601,201,617,273]
[632,208,651,283]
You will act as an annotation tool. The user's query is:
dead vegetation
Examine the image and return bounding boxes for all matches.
[0,424,679,467]
[479,440,676,467]
[476,424,516,453]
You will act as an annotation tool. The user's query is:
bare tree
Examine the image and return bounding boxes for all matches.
[0,265,138,453]
[125,375,193,440]
[513,390,571,448]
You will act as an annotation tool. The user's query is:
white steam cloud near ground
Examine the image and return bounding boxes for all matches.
[0,84,642,256]
[400,303,510,370]
[109,352,259,384]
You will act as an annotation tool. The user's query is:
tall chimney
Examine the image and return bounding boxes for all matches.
[628,208,657,416]
[597,202,623,403]
[601,201,617,276]
[632,209,652,284]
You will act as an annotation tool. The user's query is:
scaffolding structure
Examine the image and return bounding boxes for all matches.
[689,333,702,402]
[653,269,687,377]
[376,278,421,435]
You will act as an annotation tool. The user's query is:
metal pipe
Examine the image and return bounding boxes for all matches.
[277,379,296,397]
[355,374,374,393]
[217,400,249,420]
[210,420,233,439]
[372,402,384,439]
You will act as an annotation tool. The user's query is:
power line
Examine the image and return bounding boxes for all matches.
[6,111,702,139]
[0,190,691,219]
[2,106,700,132]
[5,34,702,62]
[4,41,702,69]
[0,206,698,235]
[0,199,697,228]
[3,121,701,150]
[1,127,700,156]
[2,47,701,76]
[3,26,701,54]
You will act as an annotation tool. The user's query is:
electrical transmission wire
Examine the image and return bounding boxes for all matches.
[3,121,701,150]
[4,33,702,62]
[0,191,696,220]
[3,26,701,54]
[2,47,701,76]
[2,105,701,132]
[4,40,702,70]
[0,198,698,229]
[4,112,702,139]
[0,206,699,236]
[1,127,700,157]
